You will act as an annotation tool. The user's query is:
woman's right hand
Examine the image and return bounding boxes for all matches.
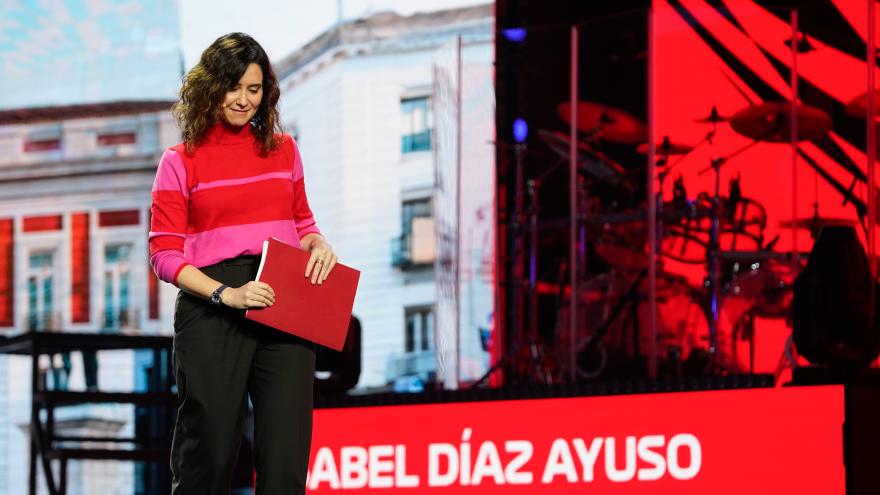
[220,281,275,309]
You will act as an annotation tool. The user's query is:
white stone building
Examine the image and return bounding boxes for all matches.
[275,4,494,389]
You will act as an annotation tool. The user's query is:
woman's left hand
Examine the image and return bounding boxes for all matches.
[303,236,338,285]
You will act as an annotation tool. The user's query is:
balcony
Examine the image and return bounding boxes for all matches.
[391,217,436,270]
[391,235,410,269]
[401,129,432,154]
[385,349,437,384]
[103,308,141,333]
[26,311,63,332]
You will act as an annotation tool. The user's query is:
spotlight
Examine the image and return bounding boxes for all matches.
[502,28,526,43]
[513,118,528,143]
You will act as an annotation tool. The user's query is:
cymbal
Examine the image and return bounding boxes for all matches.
[845,91,880,118]
[557,102,647,144]
[636,137,693,156]
[778,217,856,230]
[537,129,625,180]
[695,107,729,124]
[729,102,831,142]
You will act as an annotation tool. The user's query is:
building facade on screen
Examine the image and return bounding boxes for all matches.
[275,4,495,390]
[0,1,182,494]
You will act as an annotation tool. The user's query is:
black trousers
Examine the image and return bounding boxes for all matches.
[170,256,316,495]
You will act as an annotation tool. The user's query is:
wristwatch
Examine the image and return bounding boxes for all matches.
[211,284,229,306]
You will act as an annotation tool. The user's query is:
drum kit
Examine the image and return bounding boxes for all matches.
[520,97,853,381]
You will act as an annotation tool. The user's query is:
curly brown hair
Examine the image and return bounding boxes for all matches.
[173,33,282,155]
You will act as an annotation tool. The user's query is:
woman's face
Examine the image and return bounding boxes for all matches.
[220,62,263,127]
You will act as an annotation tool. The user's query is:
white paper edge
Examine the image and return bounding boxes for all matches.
[246,238,272,318]
[254,238,271,281]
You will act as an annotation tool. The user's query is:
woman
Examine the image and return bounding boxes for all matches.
[149,32,337,494]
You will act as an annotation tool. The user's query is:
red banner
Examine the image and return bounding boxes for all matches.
[308,386,844,494]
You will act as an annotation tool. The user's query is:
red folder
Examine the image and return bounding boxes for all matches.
[245,237,360,351]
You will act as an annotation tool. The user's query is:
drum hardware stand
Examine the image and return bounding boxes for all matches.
[659,109,719,175]
[696,141,761,368]
[645,147,680,373]
[511,142,528,379]
[528,157,576,384]
[472,144,559,387]
[526,172,563,385]
[704,156,725,365]
[526,153,594,383]
[732,309,758,374]
[696,140,760,176]
[666,129,714,172]
[574,146,676,379]
[577,267,648,379]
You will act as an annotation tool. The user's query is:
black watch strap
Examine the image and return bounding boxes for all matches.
[211,284,229,305]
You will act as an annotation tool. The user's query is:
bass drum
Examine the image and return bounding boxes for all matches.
[555,271,709,379]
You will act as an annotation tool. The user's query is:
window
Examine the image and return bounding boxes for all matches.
[401,96,432,153]
[103,244,132,331]
[97,132,136,146]
[99,209,140,227]
[27,251,56,331]
[23,138,61,152]
[22,215,63,232]
[24,126,63,153]
[405,306,435,353]
[402,198,431,236]
[386,305,438,385]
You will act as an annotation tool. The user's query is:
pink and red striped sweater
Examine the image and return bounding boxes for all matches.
[149,123,321,286]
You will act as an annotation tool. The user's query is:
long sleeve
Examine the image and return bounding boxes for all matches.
[290,137,321,239]
[149,148,190,285]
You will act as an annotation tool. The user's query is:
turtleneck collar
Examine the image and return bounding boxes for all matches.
[204,122,256,145]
